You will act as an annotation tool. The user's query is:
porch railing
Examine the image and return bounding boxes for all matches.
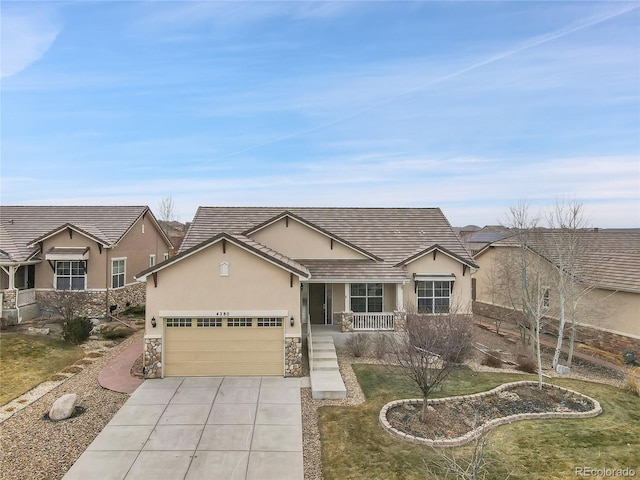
[352,313,394,331]
[16,288,36,307]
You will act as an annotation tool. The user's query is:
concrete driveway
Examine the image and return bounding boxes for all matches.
[63,376,304,480]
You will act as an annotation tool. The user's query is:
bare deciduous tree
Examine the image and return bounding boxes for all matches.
[157,195,177,235]
[504,201,550,388]
[391,309,473,422]
[39,290,96,322]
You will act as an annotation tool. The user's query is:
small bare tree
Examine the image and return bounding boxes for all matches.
[39,290,96,322]
[157,195,177,235]
[391,309,473,422]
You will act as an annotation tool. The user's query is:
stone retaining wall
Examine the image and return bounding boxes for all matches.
[379,381,602,447]
[108,283,146,315]
[473,301,640,356]
[285,337,302,377]
[144,337,162,378]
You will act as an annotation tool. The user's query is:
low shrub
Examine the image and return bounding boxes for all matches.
[62,317,93,345]
[622,350,637,365]
[62,366,83,374]
[102,328,133,340]
[622,368,640,397]
[517,355,537,373]
[49,374,68,381]
[372,332,390,359]
[122,304,145,316]
[482,350,503,368]
[344,333,370,357]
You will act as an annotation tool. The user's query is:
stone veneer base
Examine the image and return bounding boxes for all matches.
[285,336,303,377]
[143,337,162,379]
[379,381,602,447]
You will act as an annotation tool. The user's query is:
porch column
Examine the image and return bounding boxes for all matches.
[8,266,16,290]
[396,283,404,311]
[344,283,350,311]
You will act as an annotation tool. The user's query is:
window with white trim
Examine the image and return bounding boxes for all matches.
[149,254,156,267]
[350,283,383,313]
[197,318,222,327]
[228,318,252,327]
[111,259,125,288]
[257,317,283,327]
[163,253,169,261]
[417,281,451,314]
[166,318,192,327]
[55,261,86,290]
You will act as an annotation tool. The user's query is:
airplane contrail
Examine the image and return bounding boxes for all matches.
[218,4,639,160]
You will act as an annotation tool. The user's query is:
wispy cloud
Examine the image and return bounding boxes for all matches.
[0,6,61,78]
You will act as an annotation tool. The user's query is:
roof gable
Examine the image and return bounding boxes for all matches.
[28,223,110,247]
[395,244,479,269]
[136,232,310,281]
[244,211,380,261]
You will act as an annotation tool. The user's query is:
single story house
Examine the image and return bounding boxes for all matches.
[473,229,640,354]
[136,207,478,378]
[0,206,173,322]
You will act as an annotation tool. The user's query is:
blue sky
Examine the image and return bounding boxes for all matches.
[1,1,639,227]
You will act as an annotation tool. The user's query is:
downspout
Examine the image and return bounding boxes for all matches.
[105,245,110,318]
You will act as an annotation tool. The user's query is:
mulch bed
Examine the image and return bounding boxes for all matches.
[387,383,595,440]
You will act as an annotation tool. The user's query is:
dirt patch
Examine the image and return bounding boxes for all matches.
[387,383,595,440]
[130,354,144,379]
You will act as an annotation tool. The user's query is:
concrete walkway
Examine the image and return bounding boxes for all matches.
[63,376,303,480]
[98,337,144,394]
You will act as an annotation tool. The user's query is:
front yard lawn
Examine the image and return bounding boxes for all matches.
[318,365,640,480]
[0,333,85,405]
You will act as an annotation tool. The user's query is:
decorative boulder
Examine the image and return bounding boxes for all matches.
[555,364,571,375]
[49,394,78,421]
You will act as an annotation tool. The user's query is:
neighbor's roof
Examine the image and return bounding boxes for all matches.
[478,229,640,293]
[179,207,477,278]
[0,206,170,263]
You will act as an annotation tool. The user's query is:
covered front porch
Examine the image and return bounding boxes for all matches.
[1,262,39,323]
[301,281,406,332]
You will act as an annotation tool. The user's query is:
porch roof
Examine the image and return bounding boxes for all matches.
[301,259,408,283]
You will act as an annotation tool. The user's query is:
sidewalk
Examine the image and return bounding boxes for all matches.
[98,336,144,394]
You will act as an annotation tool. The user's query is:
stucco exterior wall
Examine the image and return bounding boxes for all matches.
[35,230,108,290]
[251,217,367,260]
[474,246,640,339]
[403,251,473,314]
[110,215,172,287]
[144,240,301,337]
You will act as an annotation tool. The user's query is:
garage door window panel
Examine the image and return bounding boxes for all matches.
[257,317,283,327]
[166,318,193,327]
[197,318,222,327]
[228,318,253,327]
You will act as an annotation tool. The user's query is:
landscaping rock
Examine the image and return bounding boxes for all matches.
[27,327,50,335]
[49,394,78,421]
[555,364,571,375]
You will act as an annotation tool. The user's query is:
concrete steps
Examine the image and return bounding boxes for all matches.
[309,333,346,399]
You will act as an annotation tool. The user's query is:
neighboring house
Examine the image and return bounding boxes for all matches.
[136,207,478,378]
[158,220,188,253]
[455,225,511,255]
[0,206,173,322]
[473,229,640,354]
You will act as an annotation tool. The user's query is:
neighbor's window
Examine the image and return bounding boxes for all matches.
[149,254,156,267]
[163,252,169,261]
[350,283,383,313]
[55,261,86,290]
[417,281,451,314]
[111,259,125,288]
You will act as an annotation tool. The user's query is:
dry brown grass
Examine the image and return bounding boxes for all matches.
[622,367,640,397]
[0,333,84,405]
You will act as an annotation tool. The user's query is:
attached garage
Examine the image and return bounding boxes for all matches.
[163,316,285,376]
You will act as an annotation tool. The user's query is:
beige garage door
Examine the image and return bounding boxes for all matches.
[164,317,284,376]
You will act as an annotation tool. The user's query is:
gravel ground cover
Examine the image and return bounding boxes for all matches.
[0,332,142,480]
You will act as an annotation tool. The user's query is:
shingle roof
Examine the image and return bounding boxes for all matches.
[301,259,408,282]
[0,206,152,262]
[481,229,640,293]
[180,207,476,280]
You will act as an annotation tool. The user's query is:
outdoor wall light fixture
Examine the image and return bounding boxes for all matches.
[151,317,157,328]
[290,316,295,327]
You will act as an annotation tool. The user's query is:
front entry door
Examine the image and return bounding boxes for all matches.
[309,284,325,324]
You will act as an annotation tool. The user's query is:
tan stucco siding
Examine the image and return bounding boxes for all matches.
[35,230,107,290]
[474,246,640,338]
[111,215,172,287]
[251,217,368,260]
[332,283,346,312]
[403,252,473,314]
[145,240,301,337]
